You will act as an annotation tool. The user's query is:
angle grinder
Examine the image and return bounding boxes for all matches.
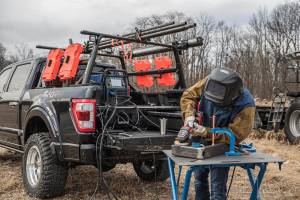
[175,126,193,146]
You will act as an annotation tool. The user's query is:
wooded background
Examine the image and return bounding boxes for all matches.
[1,1,299,99]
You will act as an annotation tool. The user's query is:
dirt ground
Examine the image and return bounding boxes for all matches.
[0,138,299,200]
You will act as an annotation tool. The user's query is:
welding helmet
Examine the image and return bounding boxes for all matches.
[204,67,243,107]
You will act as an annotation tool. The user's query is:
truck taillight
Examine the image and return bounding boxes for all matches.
[71,99,96,133]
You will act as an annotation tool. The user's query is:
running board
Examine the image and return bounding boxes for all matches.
[0,143,24,153]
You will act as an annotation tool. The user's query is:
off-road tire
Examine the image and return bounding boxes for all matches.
[22,133,68,198]
[284,101,300,144]
[133,159,169,182]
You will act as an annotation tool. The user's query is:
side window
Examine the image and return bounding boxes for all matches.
[0,68,12,92]
[32,62,46,88]
[8,63,32,92]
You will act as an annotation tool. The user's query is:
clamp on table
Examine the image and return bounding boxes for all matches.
[210,128,257,156]
[210,127,241,156]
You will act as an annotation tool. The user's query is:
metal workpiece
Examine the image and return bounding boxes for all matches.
[171,143,227,159]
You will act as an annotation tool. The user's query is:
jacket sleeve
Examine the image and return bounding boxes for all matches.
[180,77,208,120]
[228,106,256,143]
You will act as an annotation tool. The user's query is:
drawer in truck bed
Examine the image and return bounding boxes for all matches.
[107,130,177,151]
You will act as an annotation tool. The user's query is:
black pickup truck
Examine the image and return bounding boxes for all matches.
[0,22,203,198]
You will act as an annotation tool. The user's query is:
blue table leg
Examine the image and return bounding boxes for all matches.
[181,166,194,200]
[246,167,261,200]
[246,164,267,200]
[168,158,179,200]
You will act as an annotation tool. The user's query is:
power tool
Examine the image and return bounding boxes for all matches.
[177,126,192,144]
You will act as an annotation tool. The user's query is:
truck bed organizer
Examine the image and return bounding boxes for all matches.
[154,56,176,86]
[58,44,84,80]
[107,130,176,151]
[42,49,64,82]
[133,60,154,88]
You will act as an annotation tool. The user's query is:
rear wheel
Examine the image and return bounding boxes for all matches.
[133,159,169,182]
[22,133,68,198]
[284,101,300,144]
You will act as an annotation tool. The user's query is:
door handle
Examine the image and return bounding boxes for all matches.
[9,102,19,107]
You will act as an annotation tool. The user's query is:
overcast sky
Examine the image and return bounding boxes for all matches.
[0,0,285,55]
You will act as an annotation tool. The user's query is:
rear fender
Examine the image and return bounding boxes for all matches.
[23,105,63,160]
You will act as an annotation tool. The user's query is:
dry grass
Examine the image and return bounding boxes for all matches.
[0,137,299,200]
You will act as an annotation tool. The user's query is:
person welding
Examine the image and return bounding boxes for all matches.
[178,67,256,200]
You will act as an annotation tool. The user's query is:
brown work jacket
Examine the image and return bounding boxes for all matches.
[180,77,256,144]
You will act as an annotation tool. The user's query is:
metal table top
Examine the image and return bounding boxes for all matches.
[163,150,284,166]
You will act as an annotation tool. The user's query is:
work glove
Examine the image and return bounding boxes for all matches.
[185,116,207,137]
[191,122,208,138]
[178,116,207,143]
[185,116,195,128]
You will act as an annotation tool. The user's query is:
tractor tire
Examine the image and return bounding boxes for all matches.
[133,159,169,182]
[22,133,68,199]
[284,101,300,144]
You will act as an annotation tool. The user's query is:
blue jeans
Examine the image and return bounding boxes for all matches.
[194,166,230,200]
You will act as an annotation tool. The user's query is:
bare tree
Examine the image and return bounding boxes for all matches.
[0,43,7,70]
[10,43,34,63]
[0,43,11,70]
[128,1,300,99]
[247,1,300,98]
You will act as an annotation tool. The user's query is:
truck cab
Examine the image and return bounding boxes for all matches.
[0,58,43,151]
